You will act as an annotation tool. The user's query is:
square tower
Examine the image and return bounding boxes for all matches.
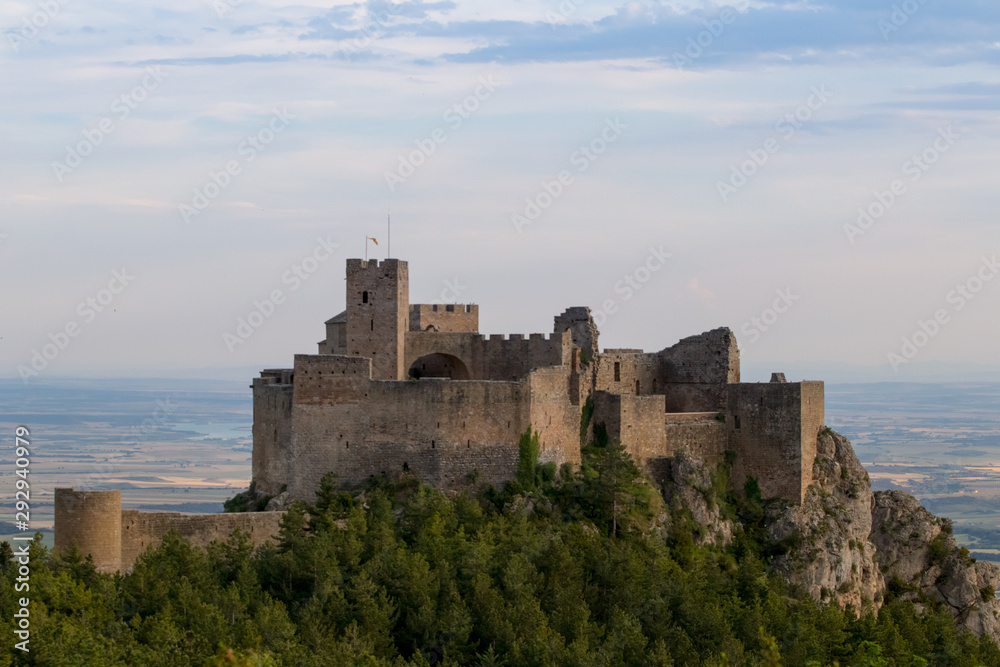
[345,259,409,380]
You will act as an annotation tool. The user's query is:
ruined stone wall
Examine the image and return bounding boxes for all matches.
[252,370,294,496]
[346,259,408,380]
[658,328,740,412]
[727,381,824,503]
[553,307,599,361]
[592,391,668,463]
[593,351,662,398]
[799,381,825,499]
[588,329,739,413]
[409,304,479,333]
[120,510,284,572]
[54,488,121,574]
[528,366,582,467]
[665,412,728,463]
[287,354,534,500]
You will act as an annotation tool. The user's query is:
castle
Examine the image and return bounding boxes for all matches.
[55,256,825,573]
[252,257,824,505]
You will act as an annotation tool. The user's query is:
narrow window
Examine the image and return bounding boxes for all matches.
[734,415,742,430]
[431,440,435,448]
[635,380,640,394]
[614,362,621,382]
[362,290,368,303]
[371,319,374,331]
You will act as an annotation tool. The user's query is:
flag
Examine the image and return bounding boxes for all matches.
[369,237,379,245]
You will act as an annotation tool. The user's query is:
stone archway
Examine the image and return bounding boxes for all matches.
[408,353,471,380]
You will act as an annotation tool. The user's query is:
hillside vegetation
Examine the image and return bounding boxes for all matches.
[3,430,1000,666]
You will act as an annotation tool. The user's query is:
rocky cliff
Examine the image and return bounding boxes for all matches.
[758,429,1000,641]
[765,430,883,611]
[871,489,1000,642]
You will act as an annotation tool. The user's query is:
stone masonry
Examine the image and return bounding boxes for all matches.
[253,257,825,504]
[54,488,284,574]
[55,256,828,571]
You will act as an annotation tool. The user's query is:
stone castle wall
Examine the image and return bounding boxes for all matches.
[409,303,479,333]
[658,328,740,411]
[403,330,572,382]
[590,328,739,413]
[288,354,518,499]
[728,381,824,503]
[593,395,728,480]
[527,365,583,467]
[664,412,728,463]
[252,370,294,496]
[54,488,284,573]
[120,510,284,571]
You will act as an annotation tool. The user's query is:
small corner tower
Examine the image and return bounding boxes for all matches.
[54,488,122,574]
[345,258,409,380]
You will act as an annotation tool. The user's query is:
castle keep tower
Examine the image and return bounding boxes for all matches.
[54,488,122,574]
[345,259,409,380]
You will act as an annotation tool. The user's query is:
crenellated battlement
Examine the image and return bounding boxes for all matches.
[409,303,479,333]
[56,256,829,576]
[255,259,821,505]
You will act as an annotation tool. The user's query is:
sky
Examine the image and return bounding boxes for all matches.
[2,0,999,383]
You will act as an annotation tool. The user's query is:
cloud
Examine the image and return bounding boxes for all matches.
[688,278,715,301]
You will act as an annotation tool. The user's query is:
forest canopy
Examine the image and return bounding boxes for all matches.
[3,432,1000,666]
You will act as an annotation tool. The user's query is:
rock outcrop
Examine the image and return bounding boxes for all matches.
[766,430,883,611]
[743,428,1000,644]
[661,452,735,548]
[871,490,1000,643]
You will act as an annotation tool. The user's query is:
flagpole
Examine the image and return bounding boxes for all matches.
[387,211,391,259]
